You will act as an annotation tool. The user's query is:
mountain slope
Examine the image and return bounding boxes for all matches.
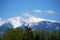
[0,22,13,36]
[0,16,60,36]
[31,21,60,32]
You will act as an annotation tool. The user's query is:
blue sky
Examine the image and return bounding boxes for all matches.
[0,0,60,22]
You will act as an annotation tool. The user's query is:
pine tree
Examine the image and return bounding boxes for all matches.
[2,28,24,40]
[23,26,33,40]
[56,30,60,40]
[48,30,56,40]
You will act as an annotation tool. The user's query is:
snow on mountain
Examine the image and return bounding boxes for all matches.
[0,15,60,35]
[0,18,5,26]
[0,16,59,28]
[7,16,24,28]
[30,21,60,32]
[0,21,13,35]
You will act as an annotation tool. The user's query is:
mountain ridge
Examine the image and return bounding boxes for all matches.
[0,16,60,35]
[0,16,59,28]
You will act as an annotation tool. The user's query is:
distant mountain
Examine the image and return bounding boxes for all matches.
[0,22,13,36]
[31,21,60,32]
[0,16,60,36]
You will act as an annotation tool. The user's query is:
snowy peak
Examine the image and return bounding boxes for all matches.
[7,16,23,28]
[0,16,60,34]
[0,16,59,28]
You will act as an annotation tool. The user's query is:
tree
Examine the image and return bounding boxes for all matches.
[23,26,34,40]
[2,28,24,40]
[56,30,60,40]
[48,30,56,40]
[0,37,2,40]
[39,29,46,40]
[33,30,40,40]
[33,29,46,40]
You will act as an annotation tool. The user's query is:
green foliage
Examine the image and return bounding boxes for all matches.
[56,30,60,40]
[48,30,56,40]
[1,26,60,40]
[23,26,34,40]
[2,28,24,40]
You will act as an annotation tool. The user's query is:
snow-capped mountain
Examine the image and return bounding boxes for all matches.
[0,22,13,36]
[31,21,60,32]
[0,16,60,35]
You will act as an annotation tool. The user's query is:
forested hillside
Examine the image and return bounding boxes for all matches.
[0,26,60,40]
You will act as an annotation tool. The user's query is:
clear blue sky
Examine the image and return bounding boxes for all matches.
[0,0,60,22]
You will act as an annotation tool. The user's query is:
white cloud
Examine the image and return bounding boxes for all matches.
[22,12,32,17]
[33,10,42,13]
[33,9,55,14]
[44,10,55,14]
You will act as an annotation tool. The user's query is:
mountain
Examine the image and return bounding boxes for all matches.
[31,21,60,32]
[0,22,13,36]
[0,16,60,36]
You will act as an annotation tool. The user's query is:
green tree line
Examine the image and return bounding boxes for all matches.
[0,26,60,40]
